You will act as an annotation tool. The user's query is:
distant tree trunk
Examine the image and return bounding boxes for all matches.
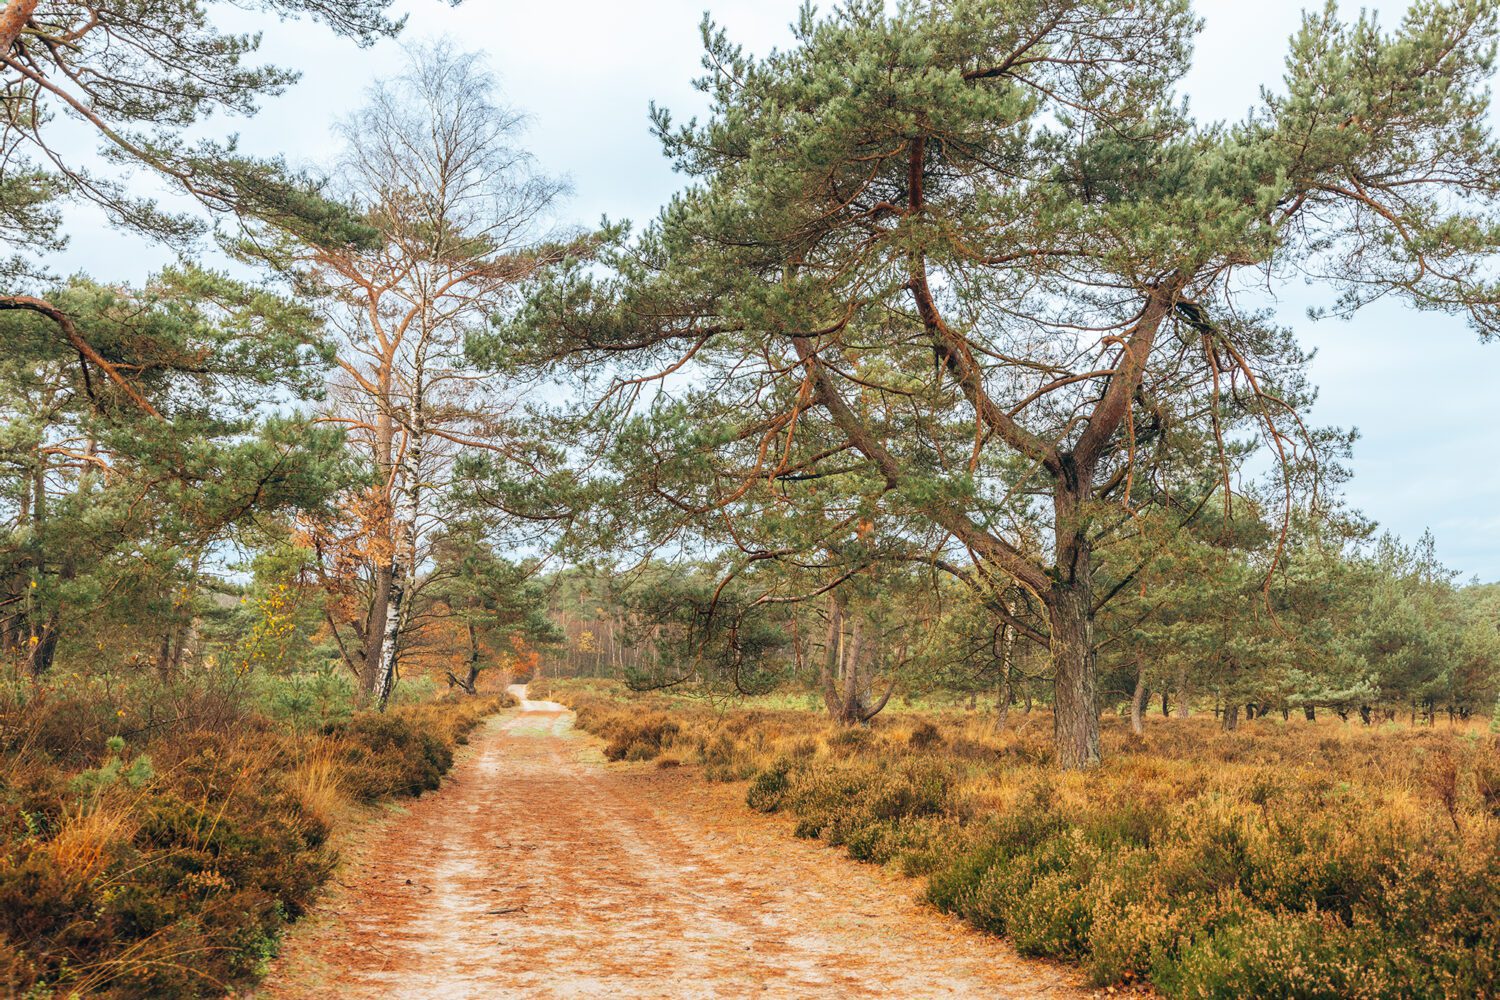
[1174,663,1191,717]
[27,612,59,677]
[820,592,843,717]
[156,631,174,681]
[820,595,893,725]
[1161,690,1170,717]
[992,609,1015,734]
[840,616,863,723]
[1244,702,1256,721]
[1304,705,1316,721]
[995,676,1012,733]
[1130,665,1148,735]
[1359,704,1373,725]
[1222,704,1240,732]
[445,622,482,695]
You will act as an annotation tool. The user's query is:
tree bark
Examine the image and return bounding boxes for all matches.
[1050,465,1100,769]
[1304,705,1316,721]
[1222,704,1240,732]
[839,616,864,725]
[1174,663,1191,717]
[373,564,403,709]
[820,592,843,717]
[0,0,39,56]
[1130,666,1148,735]
[1049,584,1100,768]
[993,614,1015,733]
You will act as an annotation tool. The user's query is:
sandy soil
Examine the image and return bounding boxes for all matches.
[256,687,1086,999]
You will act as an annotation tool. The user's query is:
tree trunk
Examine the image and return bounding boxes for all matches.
[1161,690,1170,717]
[992,609,1015,733]
[1049,584,1100,768]
[1222,704,1240,732]
[820,592,843,717]
[364,562,394,695]
[1359,704,1373,725]
[839,616,864,725]
[995,675,1013,733]
[27,611,58,677]
[156,631,174,682]
[1174,663,1191,717]
[25,457,59,677]
[1304,705,1316,721]
[446,622,483,695]
[372,564,403,709]
[1050,468,1101,769]
[1130,665,1148,735]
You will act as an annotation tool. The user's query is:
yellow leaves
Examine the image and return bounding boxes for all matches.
[235,584,302,674]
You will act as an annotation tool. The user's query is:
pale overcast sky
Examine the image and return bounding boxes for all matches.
[48,0,1500,580]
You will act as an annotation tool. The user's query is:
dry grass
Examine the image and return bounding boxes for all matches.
[289,744,350,832]
[46,797,140,887]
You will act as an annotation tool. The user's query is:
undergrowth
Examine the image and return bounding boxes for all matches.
[0,672,509,998]
[554,678,1500,1000]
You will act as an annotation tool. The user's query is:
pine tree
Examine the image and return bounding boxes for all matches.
[493,1,1500,767]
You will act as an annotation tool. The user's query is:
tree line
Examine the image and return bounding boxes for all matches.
[3,0,1500,768]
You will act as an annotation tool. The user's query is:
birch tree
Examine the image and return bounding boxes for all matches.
[252,44,568,707]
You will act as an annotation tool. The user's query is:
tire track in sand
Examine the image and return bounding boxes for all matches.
[256,687,1086,999]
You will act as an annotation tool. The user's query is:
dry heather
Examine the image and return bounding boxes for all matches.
[0,682,510,998]
[556,679,1499,1000]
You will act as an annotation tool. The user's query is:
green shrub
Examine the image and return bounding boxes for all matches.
[251,667,358,732]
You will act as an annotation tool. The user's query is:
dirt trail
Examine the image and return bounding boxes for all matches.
[258,687,1085,999]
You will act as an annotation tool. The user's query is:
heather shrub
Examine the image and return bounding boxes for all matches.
[0,682,500,997]
[553,680,1500,1000]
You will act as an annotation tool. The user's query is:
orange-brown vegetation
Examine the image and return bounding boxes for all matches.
[0,680,507,998]
[555,679,1499,999]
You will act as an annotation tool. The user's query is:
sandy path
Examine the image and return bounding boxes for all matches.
[257,687,1085,999]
